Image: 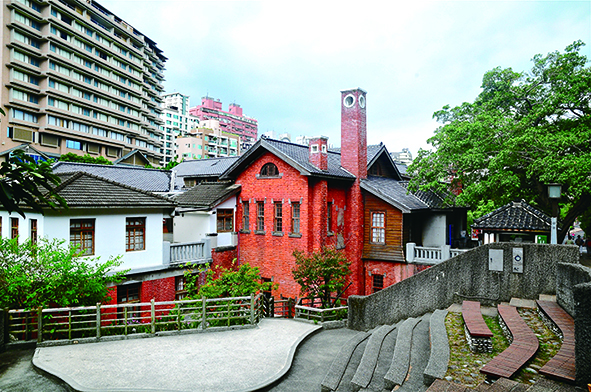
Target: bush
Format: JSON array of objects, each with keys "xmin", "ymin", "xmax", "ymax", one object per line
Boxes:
[{"xmin": 0, "ymin": 237, "xmax": 126, "ymax": 309}]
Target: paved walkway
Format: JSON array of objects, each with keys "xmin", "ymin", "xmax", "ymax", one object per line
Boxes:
[{"xmin": 33, "ymin": 318, "xmax": 320, "ymax": 392}]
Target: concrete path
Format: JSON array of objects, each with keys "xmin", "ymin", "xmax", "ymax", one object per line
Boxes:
[{"xmin": 33, "ymin": 318, "xmax": 320, "ymax": 392}]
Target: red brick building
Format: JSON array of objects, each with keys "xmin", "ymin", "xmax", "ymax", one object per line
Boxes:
[{"xmin": 220, "ymin": 88, "xmax": 467, "ymax": 299}]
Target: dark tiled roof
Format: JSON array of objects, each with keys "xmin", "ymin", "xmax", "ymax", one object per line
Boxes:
[
  {"xmin": 329, "ymin": 143, "xmax": 383, "ymax": 165},
  {"xmin": 360, "ymin": 176, "xmax": 432, "ymax": 213},
  {"xmin": 52, "ymin": 162, "xmax": 173, "ymax": 192},
  {"xmin": 221, "ymin": 138, "xmax": 355, "ymax": 180},
  {"xmin": 398, "ymin": 181, "xmax": 448, "ymax": 209},
  {"xmin": 0, "ymin": 143, "xmax": 60, "ymax": 159},
  {"xmin": 173, "ymin": 181, "xmax": 241, "ymax": 209},
  {"xmin": 472, "ymin": 200, "xmax": 552, "ymax": 231},
  {"xmin": 174, "ymin": 157, "xmax": 239, "ymax": 178},
  {"xmin": 48, "ymin": 172, "xmax": 176, "ymax": 209},
  {"xmin": 113, "ymin": 149, "xmax": 150, "ymax": 165}
]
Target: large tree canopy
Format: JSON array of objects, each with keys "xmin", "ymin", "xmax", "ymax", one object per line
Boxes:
[{"xmin": 409, "ymin": 41, "xmax": 591, "ymax": 241}]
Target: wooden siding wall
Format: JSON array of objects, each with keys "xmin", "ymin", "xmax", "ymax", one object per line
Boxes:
[{"xmin": 363, "ymin": 193, "xmax": 404, "ymax": 262}]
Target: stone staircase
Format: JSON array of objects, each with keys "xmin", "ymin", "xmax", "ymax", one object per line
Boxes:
[
  {"xmin": 320, "ymin": 297, "xmax": 581, "ymax": 392},
  {"xmin": 321, "ymin": 310, "xmax": 449, "ymax": 392}
]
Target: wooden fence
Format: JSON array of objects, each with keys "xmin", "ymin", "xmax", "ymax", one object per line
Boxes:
[{"xmin": 6, "ymin": 293, "xmax": 264, "ymax": 345}]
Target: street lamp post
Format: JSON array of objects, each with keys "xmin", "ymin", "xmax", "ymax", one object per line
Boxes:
[{"xmin": 548, "ymin": 184, "xmax": 562, "ymax": 244}]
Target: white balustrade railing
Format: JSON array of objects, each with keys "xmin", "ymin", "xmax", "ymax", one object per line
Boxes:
[
  {"xmin": 163, "ymin": 240, "xmax": 211, "ymax": 265},
  {"xmin": 406, "ymin": 243, "xmax": 469, "ymax": 264}
]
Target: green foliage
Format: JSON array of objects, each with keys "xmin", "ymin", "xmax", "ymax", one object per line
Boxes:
[
  {"xmin": 579, "ymin": 206, "xmax": 591, "ymax": 236},
  {"xmin": 163, "ymin": 157, "xmax": 182, "ymax": 170},
  {"xmin": 187, "ymin": 260, "xmax": 276, "ymax": 299},
  {"xmin": 59, "ymin": 152, "xmax": 113, "ymax": 165},
  {"xmin": 409, "ymin": 41, "xmax": 591, "ymax": 240},
  {"xmin": 0, "ymin": 150, "xmax": 67, "ymax": 217},
  {"xmin": 292, "ymin": 247, "xmax": 351, "ymax": 308},
  {"xmin": 0, "ymin": 237, "xmax": 126, "ymax": 309}
]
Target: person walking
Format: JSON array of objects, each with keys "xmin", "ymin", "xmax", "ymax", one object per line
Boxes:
[{"xmin": 575, "ymin": 235, "xmax": 584, "ymax": 254}]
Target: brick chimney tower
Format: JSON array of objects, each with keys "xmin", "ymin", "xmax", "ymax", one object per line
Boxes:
[
  {"xmin": 308, "ymin": 136, "xmax": 329, "ymax": 171},
  {"xmin": 340, "ymin": 88, "xmax": 367, "ymax": 179}
]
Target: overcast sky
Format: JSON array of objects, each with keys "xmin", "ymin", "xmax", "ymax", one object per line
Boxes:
[{"xmin": 99, "ymin": 0, "xmax": 590, "ymax": 157}]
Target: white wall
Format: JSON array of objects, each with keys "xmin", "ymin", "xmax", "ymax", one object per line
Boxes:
[
  {"xmin": 214, "ymin": 197, "xmax": 237, "ymax": 247},
  {"xmin": 172, "ymin": 195, "xmax": 237, "ymax": 247},
  {"xmin": 0, "ymin": 211, "xmax": 45, "ymax": 243},
  {"xmin": 422, "ymin": 214, "xmax": 447, "ymax": 247},
  {"xmin": 173, "ymin": 211, "xmax": 210, "ymax": 243},
  {"xmin": 44, "ymin": 208, "xmax": 166, "ymax": 273}
]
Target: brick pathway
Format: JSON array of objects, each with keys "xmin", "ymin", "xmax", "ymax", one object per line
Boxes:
[
  {"xmin": 480, "ymin": 304, "xmax": 538, "ymax": 379},
  {"xmin": 536, "ymin": 300, "xmax": 576, "ymax": 382}
]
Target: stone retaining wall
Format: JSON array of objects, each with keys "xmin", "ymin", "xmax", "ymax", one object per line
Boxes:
[{"xmin": 348, "ymin": 243, "xmax": 577, "ymax": 331}]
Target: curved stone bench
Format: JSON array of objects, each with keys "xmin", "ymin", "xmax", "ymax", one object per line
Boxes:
[
  {"xmin": 424, "ymin": 309, "xmax": 450, "ymax": 386},
  {"xmin": 462, "ymin": 300, "xmax": 493, "ymax": 353},
  {"xmin": 480, "ymin": 304, "xmax": 538, "ymax": 379},
  {"xmin": 321, "ymin": 331, "xmax": 370, "ymax": 392}
]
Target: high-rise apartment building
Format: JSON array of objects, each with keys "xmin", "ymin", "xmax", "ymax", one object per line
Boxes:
[
  {"xmin": 175, "ymin": 119, "xmax": 239, "ymax": 160},
  {"xmin": 189, "ymin": 96, "xmax": 257, "ymax": 152},
  {"xmin": 159, "ymin": 92, "xmax": 199, "ymax": 164},
  {"xmin": 0, "ymin": 0, "xmax": 166, "ymax": 165},
  {"xmin": 162, "ymin": 92, "xmax": 189, "ymax": 115}
]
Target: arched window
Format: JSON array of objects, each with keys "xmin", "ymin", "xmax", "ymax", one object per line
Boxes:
[{"xmin": 260, "ymin": 163, "xmax": 279, "ymax": 177}]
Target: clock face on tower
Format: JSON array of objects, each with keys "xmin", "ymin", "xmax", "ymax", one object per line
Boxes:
[
  {"xmin": 343, "ymin": 94, "xmax": 355, "ymax": 108},
  {"xmin": 358, "ymin": 95, "xmax": 366, "ymax": 108}
]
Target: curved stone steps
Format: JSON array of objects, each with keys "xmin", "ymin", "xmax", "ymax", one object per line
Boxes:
[
  {"xmin": 394, "ymin": 313, "xmax": 432, "ymax": 392},
  {"xmin": 321, "ymin": 331, "xmax": 370, "ymax": 392},
  {"xmin": 351, "ymin": 324, "xmax": 399, "ymax": 391},
  {"xmin": 335, "ymin": 337, "xmax": 370, "ymax": 392},
  {"xmin": 424, "ymin": 309, "xmax": 450, "ymax": 386},
  {"xmin": 358, "ymin": 321, "xmax": 402, "ymax": 392},
  {"xmin": 383, "ymin": 316, "xmax": 421, "ymax": 390}
]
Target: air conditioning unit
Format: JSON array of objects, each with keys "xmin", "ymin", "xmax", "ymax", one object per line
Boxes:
[
  {"xmin": 40, "ymin": 133, "xmax": 59, "ymax": 147},
  {"xmin": 13, "ymin": 127, "xmax": 34, "ymax": 143}
]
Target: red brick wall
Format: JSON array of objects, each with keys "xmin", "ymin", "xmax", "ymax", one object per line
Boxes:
[
  {"xmin": 211, "ymin": 247, "xmax": 238, "ymax": 279},
  {"xmin": 340, "ymin": 89, "xmax": 367, "ymax": 180},
  {"xmin": 364, "ymin": 260, "xmax": 431, "ymax": 294},
  {"xmin": 140, "ymin": 276, "xmax": 176, "ymax": 303},
  {"xmin": 236, "ymin": 152, "xmax": 311, "ymax": 298}
]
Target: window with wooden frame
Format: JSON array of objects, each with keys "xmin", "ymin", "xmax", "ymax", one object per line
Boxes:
[
  {"xmin": 372, "ymin": 274, "xmax": 384, "ymax": 293},
  {"xmin": 126, "ymin": 217, "xmax": 145, "ymax": 251},
  {"xmin": 274, "ymin": 202, "xmax": 283, "ymax": 233},
  {"xmin": 10, "ymin": 218, "xmax": 19, "ymax": 239},
  {"xmin": 327, "ymin": 202, "xmax": 333, "ymax": 233},
  {"xmin": 30, "ymin": 219, "xmax": 37, "ymax": 244},
  {"xmin": 217, "ymin": 209, "xmax": 233, "ymax": 233},
  {"xmin": 371, "ymin": 212, "xmax": 385, "ymax": 244},
  {"xmin": 117, "ymin": 283, "xmax": 141, "ymax": 319},
  {"xmin": 175, "ymin": 275, "xmax": 188, "ymax": 300},
  {"xmin": 70, "ymin": 219, "xmax": 95, "ymax": 255},
  {"xmin": 369, "ymin": 163, "xmax": 383, "ymax": 176},
  {"xmin": 259, "ymin": 162, "xmax": 279, "ymax": 177},
  {"xmin": 242, "ymin": 201, "xmax": 250, "ymax": 231},
  {"xmin": 291, "ymin": 202, "xmax": 300, "ymax": 234},
  {"xmin": 256, "ymin": 201, "xmax": 265, "ymax": 232}
]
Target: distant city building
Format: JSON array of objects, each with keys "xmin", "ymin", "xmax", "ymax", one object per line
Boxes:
[
  {"xmin": 159, "ymin": 92, "xmax": 199, "ymax": 164},
  {"xmin": 162, "ymin": 92, "xmax": 190, "ymax": 115},
  {"xmin": 0, "ymin": 0, "xmax": 167, "ymax": 165},
  {"xmin": 262, "ymin": 131, "xmax": 291, "ymax": 142},
  {"xmin": 175, "ymin": 119, "xmax": 240, "ymax": 160},
  {"xmin": 390, "ymin": 148, "xmax": 413, "ymax": 166},
  {"xmin": 189, "ymin": 96, "xmax": 257, "ymax": 152}
]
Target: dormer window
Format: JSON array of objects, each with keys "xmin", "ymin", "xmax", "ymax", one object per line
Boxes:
[
  {"xmin": 321, "ymin": 145, "xmax": 327, "ymax": 153},
  {"xmin": 260, "ymin": 162, "xmax": 279, "ymax": 177},
  {"xmin": 311, "ymin": 144, "xmax": 319, "ymax": 153},
  {"xmin": 369, "ymin": 163, "xmax": 384, "ymax": 176}
]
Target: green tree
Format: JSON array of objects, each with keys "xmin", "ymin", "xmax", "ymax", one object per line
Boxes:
[
  {"xmin": 409, "ymin": 41, "xmax": 591, "ymax": 242},
  {"xmin": 292, "ymin": 247, "xmax": 351, "ymax": 308},
  {"xmin": 0, "ymin": 150, "xmax": 67, "ymax": 217},
  {"xmin": 185, "ymin": 260, "xmax": 275, "ymax": 299},
  {"xmin": 0, "ymin": 237, "xmax": 126, "ymax": 309},
  {"xmin": 59, "ymin": 152, "xmax": 113, "ymax": 165}
]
